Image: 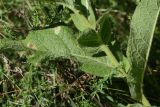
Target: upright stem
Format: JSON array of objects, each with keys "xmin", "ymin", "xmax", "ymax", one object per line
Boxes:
[
  {"xmin": 142, "ymin": 94, "xmax": 151, "ymax": 106},
  {"xmin": 100, "ymin": 44, "xmax": 119, "ymax": 66},
  {"xmin": 100, "ymin": 44, "xmax": 128, "ymax": 77}
]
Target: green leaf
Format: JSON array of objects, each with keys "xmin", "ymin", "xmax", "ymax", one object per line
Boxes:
[
  {"xmin": 23, "ymin": 26, "xmax": 83, "ymax": 58},
  {"xmin": 64, "ymin": 0, "xmax": 75, "ymax": 7},
  {"xmin": 80, "ymin": 0, "xmax": 96, "ymax": 28},
  {"xmin": 0, "ymin": 26, "xmax": 117, "ymax": 77},
  {"xmin": 74, "ymin": 55, "xmax": 116, "ymax": 77},
  {"xmin": 71, "ymin": 13, "xmax": 94, "ymax": 31},
  {"xmin": 57, "ymin": 1, "xmax": 96, "ymax": 31},
  {"xmin": 78, "ymin": 29, "xmax": 101, "ymax": 47},
  {"xmin": 127, "ymin": 104, "xmax": 143, "ymax": 107},
  {"xmin": 24, "ymin": 26, "xmax": 117, "ymax": 77},
  {"xmin": 126, "ymin": 0, "xmax": 160, "ymax": 103},
  {"xmin": 27, "ymin": 51, "xmax": 47, "ymax": 66},
  {"xmin": 77, "ymin": 29, "xmax": 110, "ymax": 59},
  {"xmin": 78, "ymin": 30, "xmax": 121, "ymax": 75},
  {"xmin": 98, "ymin": 13, "xmax": 112, "ymax": 44}
]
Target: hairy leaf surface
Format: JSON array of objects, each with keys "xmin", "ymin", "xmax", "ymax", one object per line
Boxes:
[
  {"xmin": 127, "ymin": 0, "xmax": 160, "ymax": 102},
  {"xmin": 0, "ymin": 26, "xmax": 116, "ymax": 77}
]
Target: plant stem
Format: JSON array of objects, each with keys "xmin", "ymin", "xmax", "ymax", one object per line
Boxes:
[
  {"xmin": 100, "ymin": 44, "xmax": 128, "ymax": 77},
  {"xmin": 100, "ymin": 44, "xmax": 119, "ymax": 66},
  {"xmin": 142, "ymin": 94, "xmax": 151, "ymax": 106}
]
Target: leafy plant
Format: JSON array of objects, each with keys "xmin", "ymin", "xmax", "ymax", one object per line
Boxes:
[
  {"xmin": 0, "ymin": 0, "xmax": 160, "ymax": 106},
  {"xmin": 126, "ymin": 0, "xmax": 160, "ymax": 105}
]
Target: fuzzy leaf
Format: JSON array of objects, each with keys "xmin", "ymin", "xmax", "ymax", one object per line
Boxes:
[
  {"xmin": 126, "ymin": 0, "xmax": 160, "ymax": 102},
  {"xmin": 0, "ymin": 26, "xmax": 118, "ymax": 77},
  {"xmin": 23, "ymin": 26, "xmax": 117, "ymax": 77},
  {"xmin": 23, "ymin": 26, "xmax": 83, "ymax": 58}
]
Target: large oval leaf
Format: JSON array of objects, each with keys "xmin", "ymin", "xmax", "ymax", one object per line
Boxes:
[
  {"xmin": 0, "ymin": 26, "xmax": 118, "ymax": 77},
  {"xmin": 24, "ymin": 26, "xmax": 117, "ymax": 77},
  {"xmin": 23, "ymin": 26, "xmax": 83, "ymax": 58}
]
